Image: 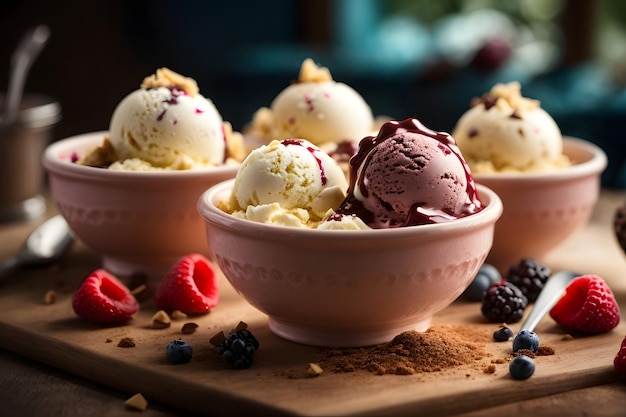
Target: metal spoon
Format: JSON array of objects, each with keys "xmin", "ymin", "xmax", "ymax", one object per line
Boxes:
[
  {"xmin": 518, "ymin": 270, "xmax": 579, "ymax": 332},
  {"xmin": 2, "ymin": 24, "xmax": 51, "ymax": 125},
  {"xmin": 0, "ymin": 215, "xmax": 74, "ymax": 281}
]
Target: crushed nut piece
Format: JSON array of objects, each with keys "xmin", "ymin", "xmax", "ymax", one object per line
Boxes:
[
  {"xmin": 299, "ymin": 58, "xmax": 333, "ymax": 83},
  {"xmin": 170, "ymin": 310, "xmax": 188, "ymax": 320},
  {"xmin": 181, "ymin": 322, "xmax": 199, "ymax": 334},
  {"xmin": 141, "ymin": 67, "xmax": 199, "ymax": 97},
  {"xmin": 307, "ymin": 363, "xmax": 323, "ymax": 377},
  {"xmin": 125, "ymin": 393, "xmax": 148, "ymax": 411},
  {"xmin": 44, "ymin": 290, "xmax": 56, "ymax": 304},
  {"xmin": 562, "ymin": 334, "xmax": 574, "ymax": 341},
  {"xmin": 117, "ymin": 337, "xmax": 136, "ymax": 348},
  {"xmin": 152, "ymin": 310, "xmax": 171, "ymax": 329}
]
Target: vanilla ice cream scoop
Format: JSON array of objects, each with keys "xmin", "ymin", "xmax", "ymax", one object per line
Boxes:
[
  {"xmin": 452, "ymin": 82, "xmax": 569, "ymax": 173},
  {"xmin": 246, "ymin": 59, "xmax": 374, "ymax": 148},
  {"xmin": 107, "ymin": 68, "xmax": 225, "ymax": 169},
  {"xmin": 227, "ymin": 138, "xmax": 348, "ymax": 227}
]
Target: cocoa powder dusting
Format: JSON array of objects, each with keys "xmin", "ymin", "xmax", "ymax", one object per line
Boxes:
[{"xmin": 315, "ymin": 324, "xmax": 490, "ymax": 376}]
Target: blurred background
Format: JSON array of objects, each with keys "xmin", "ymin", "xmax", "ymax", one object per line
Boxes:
[{"xmin": 1, "ymin": 0, "xmax": 625, "ymax": 186}]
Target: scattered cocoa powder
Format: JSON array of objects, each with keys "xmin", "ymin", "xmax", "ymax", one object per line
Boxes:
[
  {"xmin": 512, "ymin": 345, "xmax": 555, "ymax": 359},
  {"xmin": 117, "ymin": 337, "xmax": 136, "ymax": 348},
  {"xmin": 315, "ymin": 324, "xmax": 490, "ymax": 376}
]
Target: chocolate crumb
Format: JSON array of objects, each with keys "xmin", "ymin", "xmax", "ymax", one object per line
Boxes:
[
  {"xmin": 484, "ymin": 365, "xmax": 496, "ymax": 374},
  {"xmin": 117, "ymin": 337, "xmax": 136, "ymax": 348},
  {"xmin": 105, "ymin": 339, "xmax": 112, "ymax": 343},
  {"xmin": 181, "ymin": 322, "xmax": 199, "ymax": 334}
]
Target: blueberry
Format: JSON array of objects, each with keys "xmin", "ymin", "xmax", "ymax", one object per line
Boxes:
[
  {"xmin": 493, "ymin": 326, "xmax": 514, "ymax": 342},
  {"xmin": 166, "ymin": 339, "xmax": 193, "ymax": 364},
  {"xmin": 509, "ymin": 355, "xmax": 535, "ymax": 380},
  {"xmin": 513, "ymin": 330, "xmax": 540, "ymax": 353},
  {"xmin": 462, "ymin": 263, "xmax": 502, "ymax": 301}
]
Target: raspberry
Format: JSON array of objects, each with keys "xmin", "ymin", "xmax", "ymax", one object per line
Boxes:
[
  {"xmin": 549, "ymin": 275, "xmax": 620, "ymax": 334},
  {"xmin": 166, "ymin": 339, "xmax": 193, "ymax": 364},
  {"xmin": 154, "ymin": 254, "xmax": 219, "ymax": 314},
  {"xmin": 72, "ymin": 269, "xmax": 139, "ymax": 323},
  {"xmin": 509, "ymin": 355, "xmax": 535, "ymax": 380},
  {"xmin": 217, "ymin": 328, "xmax": 260, "ymax": 370},
  {"xmin": 615, "ymin": 335, "xmax": 626, "ymax": 375},
  {"xmin": 481, "ymin": 281, "xmax": 528, "ymax": 323},
  {"xmin": 462, "ymin": 263, "xmax": 501, "ymax": 301},
  {"xmin": 513, "ymin": 330, "xmax": 540, "ymax": 353},
  {"xmin": 506, "ymin": 258, "xmax": 551, "ymax": 303}
]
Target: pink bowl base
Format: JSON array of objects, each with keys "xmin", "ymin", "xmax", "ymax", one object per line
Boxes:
[{"xmin": 268, "ymin": 316, "xmax": 432, "ymax": 347}]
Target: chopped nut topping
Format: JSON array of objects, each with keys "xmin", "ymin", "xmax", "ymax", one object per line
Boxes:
[
  {"xmin": 125, "ymin": 393, "xmax": 148, "ymax": 411},
  {"xmin": 307, "ymin": 362, "xmax": 324, "ymax": 377},
  {"xmin": 141, "ymin": 67, "xmax": 199, "ymax": 97},
  {"xmin": 170, "ymin": 310, "xmax": 188, "ymax": 320},
  {"xmin": 44, "ymin": 290, "xmax": 56, "ymax": 304},
  {"xmin": 298, "ymin": 58, "xmax": 333, "ymax": 83},
  {"xmin": 473, "ymin": 81, "xmax": 539, "ymax": 112},
  {"xmin": 151, "ymin": 310, "xmax": 171, "ymax": 329}
]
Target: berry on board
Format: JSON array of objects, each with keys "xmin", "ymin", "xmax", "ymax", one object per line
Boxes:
[
  {"xmin": 154, "ymin": 253, "xmax": 219, "ymax": 314},
  {"xmin": 462, "ymin": 263, "xmax": 501, "ymax": 301},
  {"xmin": 509, "ymin": 355, "xmax": 535, "ymax": 380},
  {"xmin": 72, "ymin": 269, "xmax": 139, "ymax": 323},
  {"xmin": 481, "ymin": 281, "xmax": 528, "ymax": 323},
  {"xmin": 549, "ymin": 275, "xmax": 620, "ymax": 334},
  {"xmin": 166, "ymin": 339, "xmax": 193, "ymax": 364},
  {"xmin": 507, "ymin": 258, "xmax": 551, "ymax": 303},
  {"xmin": 512, "ymin": 329, "xmax": 540, "ymax": 353}
]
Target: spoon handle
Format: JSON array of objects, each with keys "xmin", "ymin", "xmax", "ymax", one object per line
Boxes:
[{"xmin": 520, "ymin": 270, "xmax": 579, "ymax": 332}]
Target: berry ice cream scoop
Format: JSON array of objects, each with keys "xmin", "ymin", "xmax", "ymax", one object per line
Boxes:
[
  {"xmin": 245, "ymin": 58, "xmax": 375, "ymax": 150},
  {"xmin": 330, "ymin": 118, "xmax": 483, "ymax": 229},
  {"xmin": 78, "ymin": 68, "xmax": 246, "ymax": 170}
]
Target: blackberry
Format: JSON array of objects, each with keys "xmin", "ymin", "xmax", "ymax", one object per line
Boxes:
[
  {"xmin": 462, "ymin": 263, "xmax": 502, "ymax": 301},
  {"xmin": 217, "ymin": 329, "xmax": 260, "ymax": 369},
  {"xmin": 614, "ymin": 205, "xmax": 626, "ymax": 254},
  {"xmin": 493, "ymin": 325, "xmax": 514, "ymax": 342},
  {"xmin": 481, "ymin": 281, "xmax": 528, "ymax": 323},
  {"xmin": 166, "ymin": 339, "xmax": 193, "ymax": 364},
  {"xmin": 507, "ymin": 258, "xmax": 551, "ymax": 303},
  {"xmin": 509, "ymin": 355, "xmax": 535, "ymax": 380}
]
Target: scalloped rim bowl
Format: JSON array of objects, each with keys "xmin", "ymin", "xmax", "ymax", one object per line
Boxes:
[
  {"xmin": 474, "ymin": 137, "xmax": 608, "ymax": 274},
  {"xmin": 198, "ymin": 180, "xmax": 502, "ymax": 347},
  {"xmin": 42, "ymin": 131, "xmax": 239, "ymax": 281}
]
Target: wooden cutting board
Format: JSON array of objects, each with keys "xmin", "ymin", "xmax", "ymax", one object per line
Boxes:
[{"xmin": 0, "ymin": 191, "xmax": 625, "ymax": 417}]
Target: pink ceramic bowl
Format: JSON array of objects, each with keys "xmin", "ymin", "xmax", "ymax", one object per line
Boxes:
[
  {"xmin": 475, "ymin": 137, "xmax": 607, "ymax": 274},
  {"xmin": 197, "ymin": 180, "xmax": 502, "ymax": 347},
  {"xmin": 43, "ymin": 131, "xmax": 239, "ymax": 282}
]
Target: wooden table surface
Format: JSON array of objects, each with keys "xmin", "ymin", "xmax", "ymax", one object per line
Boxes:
[{"xmin": 1, "ymin": 191, "xmax": 626, "ymax": 417}]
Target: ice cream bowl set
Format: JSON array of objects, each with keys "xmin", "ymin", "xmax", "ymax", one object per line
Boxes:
[
  {"xmin": 197, "ymin": 179, "xmax": 503, "ymax": 347},
  {"xmin": 42, "ymin": 131, "xmax": 239, "ymax": 283},
  {"xmin": 476, "ymin": 137, "xmax": 607, "ymax": 274}
]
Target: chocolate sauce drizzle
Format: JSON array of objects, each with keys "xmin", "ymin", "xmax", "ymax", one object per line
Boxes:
[
  {"xmin": 281, "ymin": 139, "xmax": 328, "ymax": 185},
  {"xmin": 335, "ymin": 118, "xmax": 483, "ymax": 228}
]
